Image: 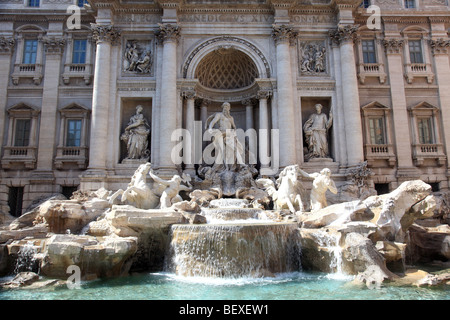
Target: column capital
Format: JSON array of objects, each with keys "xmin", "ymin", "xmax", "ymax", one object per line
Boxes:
[
  {"xmin": 429, "ymin": 38, "xmax": 450, "ymax": 55},
  {"xmin": 91, "ymin": 24, "xmax": 121, "ymax": 45},
  {"xmin": 257, "ymin": 90, "xmax": 272, "ymax": 100},
  {"xmin": 329, "ymin": 24, "xmax": 359, "ymax": 45},
  {"xmin": 182, "ymin": 89, "xmax": 197, "ymax": 100},
  {"xmin": 156, "ymin": 23, "xmax": 181, "ymax": 44},
  {"xmin": 0, "ymin": 37, "xmax": 15, "ymax": 55},
  {"xmin": 43, "ymin": 37, "xmax": 66, "ymax": 55},
  {"xmin": 242, "ymin": 98, "xmax": 257, "ymax": 106},
  {"xmin": 383, "ymin": 38, "xmax": 404, "ymax": 55},
  {"xmin": 272, "ymin": 24, "xmax": 297, "ymax": 46}
]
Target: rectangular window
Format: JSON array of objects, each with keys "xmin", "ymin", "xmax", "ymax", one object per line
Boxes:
[
  {"xmin": 368, "ymin": 117, "xmax": 385, "ymax": 145},
  {"xmin": 27, "ymin": 0, "xmax": 40, "ymax": 7},
  {"xmin": 77, "ymin": 0, "xmax": 87, "ymax": 7},
  {"xmin": 362, "ymin": 0, "xmax": 371, "ymax": 8},
  {"xmin": 14, "ymin": 119, "xmax": 31, "ymax": 147},
  {"xmin": 417, "ymin": 117, "xmax": 434, "ymax": 144},
  {"xmin": 8, "ymin": 187, "xmax": 24, "ymax": 217},
  {"xmin": 362, "ymin": 40, "xmax": 377, "ymax": 64},
  {"xmin": 66, "ymin": 119, "xmax": 82, "ymax": 147},
  {"xmin": 23, "ymin": 39, "xmax": 38, "ymax": 64},
  {"xmin": 404, "ymin": 0, "xmax": 415, "ymax": 8},
  {"xmin": 409, "ymin": 40, "xmax": 424, "ymax": 64},
  {"xmin": 72, "ymin": 39, "xmax": 87, "ymax": 64}
]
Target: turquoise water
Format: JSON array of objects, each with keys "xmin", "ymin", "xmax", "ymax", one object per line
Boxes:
[{"xmin": 1, "ymin": 272, "xmax": 448, "ymax": 300}]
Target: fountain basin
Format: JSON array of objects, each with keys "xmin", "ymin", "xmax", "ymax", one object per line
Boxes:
[{"xmin": 165, "ymin": 222, "xmax": 301, "ymax": 278}]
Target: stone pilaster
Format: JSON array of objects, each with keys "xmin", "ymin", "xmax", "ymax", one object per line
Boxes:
[
  {"xmin": 329, "ymin": 25, "xmax": 364, "ymax": 168},
  {"xmin": 86, "ymin": 24, "xmax": 121, "ymax": 175},
  {"xmin": 33, "ymin": 36, "xmax": 66, "ymax": 178},
  {"xmin": 0, "ymin": 37, "xmax": 15, "ymax": 163},
  {"xmin": 383, "ymin": 38, "xmax": 418, "ymax": 180},
  {"xmin": 156, "ymin": 23, "xmax": 180, "ymax": 176},
  {"xmin": 272, "ymin": 24, "xmax": 297, "ymax": 168},
  {"xmin": 430, "ymin": 38, "xmax": 450, "ymax": 184}
]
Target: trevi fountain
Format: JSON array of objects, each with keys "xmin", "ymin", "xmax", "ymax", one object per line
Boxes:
[{"xmin": 0, "ymin": 103, "xmax": 448, "ymax": 301}]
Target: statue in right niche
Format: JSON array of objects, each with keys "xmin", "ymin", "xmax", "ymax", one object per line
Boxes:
[
  {"xmin": 121, "ymin": 105, "xmax": 150, "ymax": 160},
  {"xmin": 303, "ymin": 103, "xmax": 332, "ymax": 160}
]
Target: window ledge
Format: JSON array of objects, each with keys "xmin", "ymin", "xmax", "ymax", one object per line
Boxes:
[
  {"xmin": 1, "ymin": 146, "xmax": 37, "ymax": 169},
  {"xmin": 62, "ymin": 63, "xmax": 93, "ymax": 85},
  {"xmin": 413, "ymin": 143, "xmax": 446, "ymax": 166},
  {"xmin": 11, "ymin": 64, "xmax": 43, "ymax": 85},
  {"xmin": 358, "ymin": 63, "xmax": 387, "ymax": 84},
  {"xmin": 364, "ymin": 144, "xmax": 396, "ymax": 167},
  {"xmin": 54, "ymin": 146, "xmax": 88, "ymax": 169},
  {"xmin": 404, "ymin": 63, "xmax": 434, "ymax": 84}
]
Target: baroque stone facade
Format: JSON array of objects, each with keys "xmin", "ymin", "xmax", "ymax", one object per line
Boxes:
[{"xmin": 1, "ymin": 0, "xmax": 450, "ymax": 216}]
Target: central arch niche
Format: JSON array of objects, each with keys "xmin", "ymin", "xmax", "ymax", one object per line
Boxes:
[{"xmin": 195, "ymin": 48, "xmax": 259, "ymax": 90}]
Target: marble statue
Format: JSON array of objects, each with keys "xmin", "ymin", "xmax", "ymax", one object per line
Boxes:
[
  {"xmin": 303, "ymin": 103, "xmax": 332, "ymax": 160},
  {"xmin": 149, "ymin": 170, "xmax": 192, "ymax": 209},
  {"xmin": 206, "ymin": 102, "xmax": 245, "ymax": 168},
  {"xmin": 121, "ymin": 105, "xmax": 150, "ymax": 160},
  {"xmin": 256, "ymin": 165, "xmax": 304, "ymax": 213},
  {"xmin": 298, "ymin": 167, "xmax": 337, "ymax": 212},
  {"xmin": 108, "ymin": 162, "xmax": 159, "ymax": 209}
]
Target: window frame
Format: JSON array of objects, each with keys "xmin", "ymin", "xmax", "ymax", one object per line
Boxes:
[
  {"xmin": 71, "ymin": 39, "xmax": 87, "ymax": 64},
  {"xmin": 362, "ymin": 39, "xmax": 377, "ymax": 64},
  {"xmin": 27, "ymin": 0, "xmax": 40, "ymax": 7},
  {"xmin": 408, "ymin": 39, "xmax": 424, "ymax": 64},
  {"xmin": 65, "ymin": 118, "xmax": 83, "ymax": 147},
  {"xmin": 13, "ymin": 118, "xmax": 32, "ymax": 147},
  {"xmin": 22, "ymin": 39, "xmax": 38, "ymax": 64}
]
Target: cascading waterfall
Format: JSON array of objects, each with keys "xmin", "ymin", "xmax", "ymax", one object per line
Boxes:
[
  {"xmin": 14, "ymin": 241, "xmax": 40, "ymax": 274},
  {"xmin": 165, "ymin": 222, "xmax": 302, "ymax": 278},
  {"xmin": 315, "ymin": 230, "xmax": 344, "ymax": 276}
]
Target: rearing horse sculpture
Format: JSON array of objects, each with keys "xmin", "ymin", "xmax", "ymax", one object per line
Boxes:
[
  {"xmin": 109, "ymin": 162, "xmax": 160, "ymax": 209},
  {"xmin": 256, "ymin": 165, "xmax": 304, "ymax": 213}
]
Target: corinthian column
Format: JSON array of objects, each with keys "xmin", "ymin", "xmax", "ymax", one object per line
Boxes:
[
  {"xmin": 87, "ymin": 24, "xmax": 120, "ymax": 174},
  {"xmin": 272, "ymin": 25, "xmax": 297, "ymax": 168},
  {"xmin": 329, "ymin": 25, "xmax": 364, "ymax": 167},
  {"xmin": 157, "ymin": 23, "xmax": 180, "ymax": 176}
]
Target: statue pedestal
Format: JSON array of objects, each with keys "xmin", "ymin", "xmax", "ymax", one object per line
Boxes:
[
  {"xmin": 302, "ymin": 158, "xmax": 339, "ymax": 174},
  {"xmin": 121, "ymin": 158, "xmax": 149, "ymax": 166}
]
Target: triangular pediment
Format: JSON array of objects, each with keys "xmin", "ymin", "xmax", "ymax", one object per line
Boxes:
[
  {"xmin": 409, "ymin": 101, "xmax": 438, "ymax": 111},
  {"xmin": 361, "ymin": 101, "xmax": 390, "ymax": 110}
]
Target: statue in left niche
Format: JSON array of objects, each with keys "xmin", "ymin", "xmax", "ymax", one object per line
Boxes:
[
  {"xmin": 121, "ymin": 105, "xmax": 151, "ymax": 160},
  {"xmin": 123, "ymin": 41, "xmax": 153, "ymax": 74}
]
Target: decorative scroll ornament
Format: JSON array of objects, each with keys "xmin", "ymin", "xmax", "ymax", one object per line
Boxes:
[
  {"xmin": 43, "ymin": 37, "xmax": 66, "ymax": 54},
  {"xmin": 272, "ymin": 24, "xmax": 297, "ymax": 45},
  {"xmin": 0, "ymin": 37, "xmax": 15, "ymax": 54},
  {"xmin": 91, "ymin": 24, "xmax": 121, "ymax": 45},
  {"xmin": 429, "ymin": 38, "xmax": 450, "ymax": 55},
  {"xmin": 328, "ymin": 25, "xmax": 359, "ymax": 45},
  {"xmin": 383, "ymin": 38, "xmax": 404, "ymax": 54},
  {"xmin": 156, "ymin": 23, "xmax": 180, "ymax": 44}
]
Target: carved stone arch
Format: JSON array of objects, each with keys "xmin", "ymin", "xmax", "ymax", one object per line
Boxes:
[
  {"xmin": 182, "ymin": 36, "xmax": 271, "ymax": 79},
  {"xmin": 15, "ymin": 24, "xmax": 46, "ymax": 34}
]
